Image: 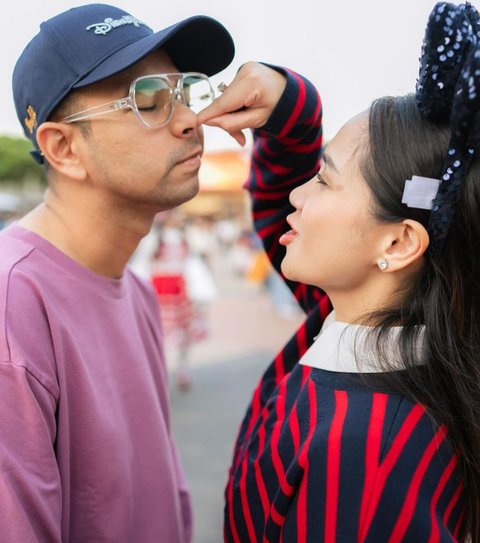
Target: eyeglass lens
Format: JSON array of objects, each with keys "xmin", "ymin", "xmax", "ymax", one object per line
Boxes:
[{"xmin": 133, "ymin": 75, "xmax": 214, "ymax": 127}]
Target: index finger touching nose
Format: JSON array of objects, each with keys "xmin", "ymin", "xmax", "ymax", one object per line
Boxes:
[
  {"xmin": 197, "ymin": 83, "xmax": 249, "ymax": 125},
  {"xmin": 197, "ymin": 99, "xmax": 225, "ymax": 125}
]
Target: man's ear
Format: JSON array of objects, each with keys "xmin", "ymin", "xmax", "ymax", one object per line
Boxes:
[
  {"xmin": 381, "ymin": 219, "xmax": 429, "ymax": 271},
  {"xmin": 36, "ymin": 122, "xmax": 87, "ymax": 180}
]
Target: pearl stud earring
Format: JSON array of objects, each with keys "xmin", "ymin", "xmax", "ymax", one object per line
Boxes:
[{"xmin": 377, "ymin": 258, "xmax": 389, "ymax": 271}]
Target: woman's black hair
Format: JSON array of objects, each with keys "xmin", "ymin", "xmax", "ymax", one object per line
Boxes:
[{"xmin": 360, "ymin": 93, "xmax": 480, "ymax": 540}]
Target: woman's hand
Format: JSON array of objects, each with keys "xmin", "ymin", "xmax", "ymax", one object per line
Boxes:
[{"xmin": 197, "ymin": 62, "xmax": 287, "ymax": 146}]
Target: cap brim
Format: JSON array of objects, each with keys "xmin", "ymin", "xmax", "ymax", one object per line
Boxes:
[{"xmin": 74, "ymin": 15, "xmax": 234, "ymax": 88}]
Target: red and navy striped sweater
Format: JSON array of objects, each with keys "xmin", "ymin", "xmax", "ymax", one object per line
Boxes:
[{"xmin": 224, "ymin": 69, "xmax": 465, "ymax": 542}]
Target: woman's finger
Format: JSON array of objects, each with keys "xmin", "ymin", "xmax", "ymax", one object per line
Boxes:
[
  {"xmin": 198, "ymin": 87, "xmax": 247, "ymax": 125},
  {"xmin": 227, "ymin": 130, "xmax": 247, "ymax": 147},
  {"xmin": 200, "ymin": 108, "xmax": 268, "ymax": 133}
]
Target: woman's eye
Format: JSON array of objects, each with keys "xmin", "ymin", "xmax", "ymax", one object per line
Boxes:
[{"xmin": 316, "ymin": 171, "xmax": 328, "ymax": 186}]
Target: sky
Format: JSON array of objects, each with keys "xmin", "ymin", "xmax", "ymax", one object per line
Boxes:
[{"xmin": 1, "ymin": 0, "xmax": 473, "ymax": 151}]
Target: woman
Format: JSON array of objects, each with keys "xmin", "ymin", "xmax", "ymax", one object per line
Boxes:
[{"xmin": 199, "ymin": 2, "xmax": 479, "ymax": 540}]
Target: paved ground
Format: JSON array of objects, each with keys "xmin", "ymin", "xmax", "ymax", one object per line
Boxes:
[
  {"xmin": 171, "ymin": 351, "xmax": 269, "ymax": 543},
  {"xmin": 168, "ymin": 254, "xmax": 303, "ymax": 543}
]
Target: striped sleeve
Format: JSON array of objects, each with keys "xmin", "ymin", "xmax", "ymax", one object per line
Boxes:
[{"xmin": 246, "ymin": 67, "xmax": 328, "ymax": 315}]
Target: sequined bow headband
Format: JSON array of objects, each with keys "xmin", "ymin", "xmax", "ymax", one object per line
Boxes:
[{"xmin": 415, "ymin": 1, "xmax": 480, "ymax": 253}]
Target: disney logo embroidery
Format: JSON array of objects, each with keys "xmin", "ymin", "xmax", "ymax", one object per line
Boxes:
[
  {"xmin": 24, "ymin": 105, "xmax": 37, "ymax": 134},
  {"xmin": 86, "ymin": 15, "xmax": 150, "ymax": 36}
]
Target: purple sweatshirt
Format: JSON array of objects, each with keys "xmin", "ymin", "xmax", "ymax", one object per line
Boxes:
[{"xmin": 0, "ymin": 224, "xmax": 192, "ymax": 542}]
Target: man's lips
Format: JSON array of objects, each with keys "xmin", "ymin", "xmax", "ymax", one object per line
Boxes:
[
  {"xmin": 177, "ymin": 148, "xmax": 203, "ymax": 164},
  {"xmin": 177, "ymin": 147, "xmax": 202, "ymax": 168}
]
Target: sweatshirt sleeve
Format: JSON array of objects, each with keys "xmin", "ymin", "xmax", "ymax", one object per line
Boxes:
[
  {"xmin": 0, "ymin": 362, "xmax": 62, "ymax": 542},
  {"xmin": 246, "ymin": 66, "xmax": 329, "ymax": 315}
]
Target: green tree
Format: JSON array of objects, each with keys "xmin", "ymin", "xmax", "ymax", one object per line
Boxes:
[{"xmin": 0, "ymin": 136, "xmax": 45, "ymax": 185}]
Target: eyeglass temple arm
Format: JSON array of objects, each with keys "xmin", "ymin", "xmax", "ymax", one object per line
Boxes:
[{"xmin": 63, "ymin": 97, "xmax": 131, "ymax": 123}]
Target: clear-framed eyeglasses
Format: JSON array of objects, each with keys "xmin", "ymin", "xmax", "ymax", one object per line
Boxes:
[{"xmin": 62, "ymin": 72, "xmax": 215, "ymax": 128}]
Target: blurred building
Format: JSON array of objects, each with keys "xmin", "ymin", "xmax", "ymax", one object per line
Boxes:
[{"xmin": 181, "ymin": 149, "xmax": 251, "ymax": 223}]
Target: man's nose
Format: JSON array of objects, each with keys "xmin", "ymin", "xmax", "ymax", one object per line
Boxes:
[{"xmin": 169, "ymin": 98, "xmax": 199, "ymax": 137}]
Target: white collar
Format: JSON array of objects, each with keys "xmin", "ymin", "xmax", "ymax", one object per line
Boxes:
[{"xmin": 299, "ymin": 311, "xmax": 424, "ymax": 373}]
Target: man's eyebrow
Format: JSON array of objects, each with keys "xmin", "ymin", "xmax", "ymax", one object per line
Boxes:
[{"xmin": 322, "ymin": 152, "xmax": 339, "ymax": 174}]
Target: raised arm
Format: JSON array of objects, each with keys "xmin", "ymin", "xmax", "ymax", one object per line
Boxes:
[{"xmin": 199, "ymin": 63, "xmax": 327, "ymax": 314}]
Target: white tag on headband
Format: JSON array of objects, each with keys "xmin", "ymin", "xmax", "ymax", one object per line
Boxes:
[{"xmin": 402, "ymin": 175, "xmax": 440, "ymax": 210}]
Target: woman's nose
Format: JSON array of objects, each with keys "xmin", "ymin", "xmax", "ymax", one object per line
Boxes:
[{"xmin": 289, "ymin": 179, "xmax": 310, "ymax": 210}]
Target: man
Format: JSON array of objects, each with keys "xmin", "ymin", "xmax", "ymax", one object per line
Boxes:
[{"xmin": 0, "ymin": 4, "xmax": 234, "ymax": 542}]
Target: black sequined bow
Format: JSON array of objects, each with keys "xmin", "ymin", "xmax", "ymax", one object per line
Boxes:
[{"xmin": 416, "ymin": 2, "xmax": 480, "ymax": 253}]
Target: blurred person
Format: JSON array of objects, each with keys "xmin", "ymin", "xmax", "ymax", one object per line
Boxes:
[
  {"xmin": 184, "ymin": 242, "xmax": 218, "ymax": 339},
  {"xmin": 0, "ymin": 3, "xmax": 233, "ymax": 542},
  {"xmin": 184, "ymin": 215, "xmax": 216, "ymax": 268},
  {"xmin": 215, "ymin": 214, "xmax": 240, "ymax": 253},
  {"xmin": 151, "ymin": 218, "xmax": 214, "ymax": 391},
  {"xmin": 230, "ymin": 230, "xmax": 254, "ymax": 276},
  {"xmin": 245, "ymin": 232, "xmax": 271, "ymax": 287},
  {"xmin": 151, "ymin": 224, "xmax": 192, "ymax": 390},
  {"xmin": 199, "ymin": 2, "xmax": 480, "ymax": 540}
]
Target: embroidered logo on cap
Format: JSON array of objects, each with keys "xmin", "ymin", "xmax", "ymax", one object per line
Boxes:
[
  {"xmin": 24, "ymin": 105, "xmax": 37, "ymax": 134},
  {"xmin": 86, "ymin": 15, "xmax": 150, "ymax": 36}
]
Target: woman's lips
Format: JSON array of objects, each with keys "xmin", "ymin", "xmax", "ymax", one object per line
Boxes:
[
  {"xmin": 280, "ymin": 215, "xmax": 299, "ymax": 245},
  {"xmin": 279, "ymin": 229, "xmax": 298, "ymax": 246}
]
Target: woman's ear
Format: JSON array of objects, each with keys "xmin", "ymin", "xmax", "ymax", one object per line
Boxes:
[
  {"xmin": 36, "ymin": 122, "xmax": 87, "ymax": 181},
  {"xmin": 381, "ymin": 219, "xmax": 429, "ymax": 271}
]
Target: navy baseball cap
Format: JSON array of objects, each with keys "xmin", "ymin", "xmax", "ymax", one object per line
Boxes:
[{"xmin": 12, "ymin": 3, "xmax": 235, "ymax": 163}]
